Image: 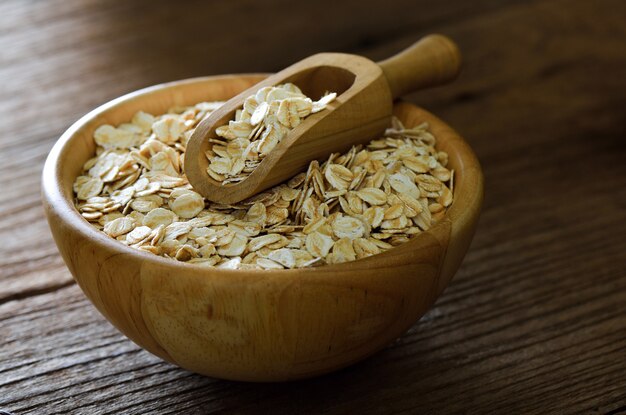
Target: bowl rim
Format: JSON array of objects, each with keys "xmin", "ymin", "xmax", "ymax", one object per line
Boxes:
[{"xmin": 42, "ymin": 74, "xmax": 483, "ymax": 276}]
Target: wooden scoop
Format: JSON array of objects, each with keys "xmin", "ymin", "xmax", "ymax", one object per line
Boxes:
[{"xmin": 184, "ymin": 34, "xmax": 461, "ymax": 204}]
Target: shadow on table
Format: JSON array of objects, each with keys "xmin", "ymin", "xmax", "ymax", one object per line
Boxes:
[
  {"xmin": 169, "ymin": 329, "xmax": 467, "ymax": 414},
  {"xmin": 219, "ymin": 352, "xmax": 417, "ymax": 413}
]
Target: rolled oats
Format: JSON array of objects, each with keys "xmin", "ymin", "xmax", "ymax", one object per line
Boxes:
[
  {"xmin": 206, "ymin": 84, "xmax": 336, "ymax": 184},
  {"xmin": 74, "ymin": 94, "xmax": 453, "ymax": 269}
]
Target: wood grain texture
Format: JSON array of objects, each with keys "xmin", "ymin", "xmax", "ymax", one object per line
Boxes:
[{"xmin": 1, "ymin": 0, "xmax": 625, "ymax": 413}]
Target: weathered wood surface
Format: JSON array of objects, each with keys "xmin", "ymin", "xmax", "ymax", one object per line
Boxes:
[{"xmin": 1, "ymin": 0, "xmax": 625, "ymax": 413}]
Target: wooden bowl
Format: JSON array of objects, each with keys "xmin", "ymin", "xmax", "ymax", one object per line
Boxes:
[{"xmin": 42, "ymin": 74, "xmax": 483, "ymax": 382}]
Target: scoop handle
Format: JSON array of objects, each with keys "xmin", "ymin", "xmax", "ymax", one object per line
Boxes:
[{"xmin": 378, "ymin": 34, "xmax": 461, "ymax": 99}]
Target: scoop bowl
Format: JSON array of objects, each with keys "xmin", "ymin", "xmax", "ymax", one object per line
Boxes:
[{"xmin": 185, "ymin": 34, "xmax": 461, "ymax": 205}]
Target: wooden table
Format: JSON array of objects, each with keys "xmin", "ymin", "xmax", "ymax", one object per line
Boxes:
[{"xmin": 1, "ymin": 1, "xmax": 625, "ymax": 413}]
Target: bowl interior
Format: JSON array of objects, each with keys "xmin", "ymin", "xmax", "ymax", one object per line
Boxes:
[{"xmin": 44, "ymin": 74, "xmax": 482, "ymax": 275}]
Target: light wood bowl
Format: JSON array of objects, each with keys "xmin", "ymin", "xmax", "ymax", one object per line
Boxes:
[{"xmin": 42, "ymin": 75, "xmax": 483, "ymax": 382}]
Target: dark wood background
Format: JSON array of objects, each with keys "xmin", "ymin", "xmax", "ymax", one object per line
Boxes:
[{"xmin": 1, "ymin": 0, "xmax": 625, "ymax": 413}]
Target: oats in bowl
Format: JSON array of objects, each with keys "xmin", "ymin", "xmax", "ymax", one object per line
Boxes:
[{"xmin": 73, "ymin": 98, "xmax": 453, "ymax": 270}]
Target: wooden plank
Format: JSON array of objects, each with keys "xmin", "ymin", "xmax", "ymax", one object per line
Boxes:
[
  {"xmin": 1, "ymin": 0, "xmax": 625, "ymax": 413},
  {"xmin": 1, "ymin": 230, "xmax": 624, "ymax": 413}
]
